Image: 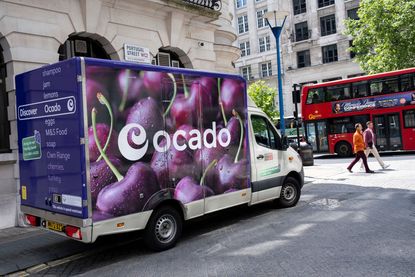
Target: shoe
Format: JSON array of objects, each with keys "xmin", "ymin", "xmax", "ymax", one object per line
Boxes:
[
  {"xmin": 382, "ymin": 164, "xmax": 390, "ymax": 169},
  {"xmin": 366, "ymin": 170, "xmax": 375, "ymax": 173},
  {"xmin": 347, "ymin": 168, "xmax": 353, "ymax": 173}
]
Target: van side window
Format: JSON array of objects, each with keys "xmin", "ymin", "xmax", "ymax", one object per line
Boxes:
[{"xmin": 251, "ymin": 115, "xmax": 281, "ymax": 149}]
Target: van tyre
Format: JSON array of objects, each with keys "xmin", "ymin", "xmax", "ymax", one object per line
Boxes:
[
  {"xmin": 336, "ymin": 141, "xmax": 352, "ymax": 157},
  {"xmin": 276, "ymin": 177, "xmax": 301, "ymax": 208},
  {"xmin": 144, "ymin": 206, "xmax": 182, "ymax": 251}
]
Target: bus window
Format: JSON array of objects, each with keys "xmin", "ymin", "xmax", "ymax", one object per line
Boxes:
[
  {"xmin": 328, "ymin": 117, "xmax": 354, "ymax": 134},
  {"xmin": 401, "ymin": 74, "xmax": 415, "ymax": 91},
  {"xmin": 382, "ymin": 77, "xmax": 399, "ymax": 94},
  {"xmin": 370, "ymin": 80, "xmax": 382, "ymax": 95},
  {"xmin": 353, "ymin": 114, "xmax": 370, "ymax": 128},
  {"xmin": 307, "ymin": 88, "xmax": 325, "ymax": 104},
  {"xmin": 403, "ymin": 110, "xmax": 415, "ymax": 128},
  {"xmin": 326, "ymin": 84, "xmax": 351, "ymax": 101},
  {"xmin": 352, "ymin": 81, "xmax": 369, "ymax": 98}
]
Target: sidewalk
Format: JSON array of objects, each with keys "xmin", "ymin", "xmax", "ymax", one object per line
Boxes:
[{"xmin": 0, "ymin": 226, "xmax": 91, "ymax": 276}]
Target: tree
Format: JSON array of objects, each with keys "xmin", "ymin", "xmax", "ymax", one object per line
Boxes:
[
  {"xmin": 248, "ymin": 80, "xmax": 279, "ymax": 123},
  {"xmin": 344, "ymin": 0, "xmax": 415, "ymax": 74}
]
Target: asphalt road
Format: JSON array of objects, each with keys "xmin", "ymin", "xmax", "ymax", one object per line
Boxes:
[{"xmin": 33, "ymin": 154, "xmax": 415, "ymax": 277}]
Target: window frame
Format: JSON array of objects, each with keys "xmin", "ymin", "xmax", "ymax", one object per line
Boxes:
[
  {"xmin": 293, "ymin": 0, "xmax": 307, "ymax": 15},
  {"xmin": 297, "ymin": 50, "xmax": 311, "ymax": 68},
  {"xmin": 347, "ymin": 8, "xmax": 359, "ymax": 20},
  {"xmin": 318, "ymin": 0, "xmax": 335, "ymax": 8},
  {"xmin": 322, "ymin": 44, "xmax": 338, "ymax": 64},
  {"xmin": 403, "ymin": 110, "xmax": 415, "ymax": 128},
  {"xmin": 256, "ymin": 8, "xmax": 268, "ymax": 29},
  {"xmin": 241, "ymin": 66, "xmax": 252, "ymax": 80},
  {"xmin": 237, "ymin": 15, "xmax": 249, "ymax": 34},
  {"xmin": 320, "ymin": 14, "xmax": 336, "ymax": 36},
  {"xmin": 240, "ymin": 41, "xmax": 251, "ymax": 57},
  {"xmin": 260, "ymin": 61, "xmax": 272, "ymax": 78},
  {"xmin": 259, "ymin": 36, "xmax": 271, "ymax": 53},
  {"xmin": 251, "ymin": 114, "xmax": 281, "ymax": 150},
  {"xmin": 295, "ymin": 21, "xmax": 309, "ymax": 42},
  {"xmin": 235, "ymin": 0, "xmax": 247, "ymax": 9}
]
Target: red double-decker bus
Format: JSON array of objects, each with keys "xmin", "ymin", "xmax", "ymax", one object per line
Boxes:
[{"xmin": 301, "ymin": 68, "xmax": 415, "ymax": 157}]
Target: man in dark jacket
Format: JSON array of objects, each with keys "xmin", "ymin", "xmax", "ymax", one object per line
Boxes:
[{"xmin": 361, "ymin": 121, "xmax": 390, "ymax": 170}]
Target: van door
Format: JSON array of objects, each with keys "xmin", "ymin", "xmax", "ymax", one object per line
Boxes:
[{"xmin": 250, "ymin": 114, "xmax": 284, "ymax": 203}]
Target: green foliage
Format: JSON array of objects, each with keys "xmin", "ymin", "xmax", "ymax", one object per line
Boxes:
[
  {"xmin": 344, "ymin": 0, "xmax": 415, "ymax": 74},
  {"xmin": 248, "ymin": 80, "xmax": 279, "ymax": 123}
]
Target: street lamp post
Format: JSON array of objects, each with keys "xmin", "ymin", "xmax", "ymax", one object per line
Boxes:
[{"xmin": 264, "ymin": 10, "xmax": 289, "ymax": 136}]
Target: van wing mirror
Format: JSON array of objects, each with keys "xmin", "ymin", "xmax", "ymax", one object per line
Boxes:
[{"xmin": 281, "ymin": 135, "xmax": 289, "ymax": 151}]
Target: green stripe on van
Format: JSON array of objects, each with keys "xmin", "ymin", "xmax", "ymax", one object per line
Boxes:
[{"xmin": 260, "ymin": 166, "xmax": 280, "ymax": 177}]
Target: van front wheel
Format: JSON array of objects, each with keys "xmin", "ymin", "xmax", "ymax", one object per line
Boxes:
[
  {"xmin": 276, "ymin": 177, "xmax": 301, "ymax": 208},
  {"xmin": 144, "ymin": 206, "xmax": 182, "ymax": 251}
]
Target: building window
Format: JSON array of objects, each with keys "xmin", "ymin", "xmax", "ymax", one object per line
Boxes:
[
  {"xmin": 58, "ymin": 36, "xmax": 110, "ymax": 61},
  {"xmin": 347, "ymin": 73, "xmax": 365, "ymax": 78},
  {"xmin": 322, "ymin": 77, "xmax": 342, "ymax": 82},
  {"xmin": 257, "ymin": 9, "xmax": 268, "ymax": 29},
  {"xmin": 318, "ymin": 0, "xmax": 334, "ymax": 8},
  {"xmin": 259, "ymin": 36, "xmax": 271, "ymax": 53},
  {"xmin": 235, "ymin": 0, "xmax": 247, "ymax": 9},
  {"xmin": 322, "ymin": 44, "xmax": 338, "ymax": 63},
  {"xmin": 241, "ymin": 66, "xmax": 252, "ymax": 80},
  {"xmin": 347, "ymin": 8, "xmax": 359, "ymax": 20},
  {"xmin": 295, "ymin": 22, "xmax": 309, "ymax": 42},
  {"xmin": 0, "ymin": 46, "xmax": 10, "ymax": 153},
  {"xmin": 240, "ymin": 41, "xmax": 251, "ymax": 57},
  {"xmin": 297, "ymin": 50, "xmax": 311, "ymax": 68},
  {"xmin": 260, "ymin": 61, "xmax": 272, "ymax": 77},
  {"xmin": 320, "ymin": 14, "xmax": 336, "ymax": 36},
  {"xmin": 293, "ymin": 0, "xmax": 306, "ymax": 15},
  {"xmin": 238, "ymin": 15, "xmax": 249, "ymax": 34}
]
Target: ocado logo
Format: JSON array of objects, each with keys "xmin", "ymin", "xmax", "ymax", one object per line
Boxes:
[
  {"xmin": 118, "ymin": 124, "xmax": 149, "ymax": 161},
  {"xmin": 118, "ymin": 122, "xmax": 231, "ymax": 161}
]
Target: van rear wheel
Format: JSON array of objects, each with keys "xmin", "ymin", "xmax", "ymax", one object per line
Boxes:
[
  {"xmin": 144, "ymin": 206, "xmax": 182, "ymax": 251},
  {"xmin": 276, "ymin": 177, "xmax": 301, "ymax": 208}
]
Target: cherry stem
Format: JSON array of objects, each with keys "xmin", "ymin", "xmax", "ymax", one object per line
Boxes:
[
  {"xmin": 200, "ymin": 159, "xmax": 218, "ymax": 187},
  {"xmin": 217, "ymin": 78, "xmax": 228, "ymax": 126},
  {"xmin": 118, "ymin": 69, "xmax": 131, "ymax": 112},
  {"xmin": 96, "ymin": 92, "xmax": 113, "ymax": 162},
  {"xmin": 92, "ymin": 108, "xmax": 124, "ymax": 182},
  {"xmin": 164, "ymin": 73, "xmax": 177, "ymax": 117},
  {"xmin": 233, "ymin": 109, "xmax": 243, "ymax": 163},
  {"xmin": 182, "ymin": 74, "xmax": 189, "ymax": 98}
]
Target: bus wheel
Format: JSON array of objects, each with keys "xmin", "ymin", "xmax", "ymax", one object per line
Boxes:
[
  {"xmin": 336, "ymin": 141, "xmax": 352, "ymax": 157},
  {"xmin": 144, "ymin": 205, "xmax": 182, "ymax": 251},
  {"xmin": 276, "ymin": 177, "xmax": 301, "ymax": 208}
]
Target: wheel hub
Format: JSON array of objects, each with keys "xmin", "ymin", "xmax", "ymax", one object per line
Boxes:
[
  {"xmin": 155, "ymin": 215, "xmax": 176, "ymax": 243},
  {"xmin": 282, "ymin": 185, "xmax": 296, "ymax": 201}
]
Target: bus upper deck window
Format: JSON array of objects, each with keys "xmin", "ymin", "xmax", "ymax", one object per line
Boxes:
[
  {"xmin": 307, "ymin": 88, "xmax": 324, "ymax": 104},
  {"xmin": 352, "ymin": 81, "xmax": 368, "ymax": 98}
]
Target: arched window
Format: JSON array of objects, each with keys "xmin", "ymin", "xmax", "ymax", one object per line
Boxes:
[
  {"xmin": 0, "ymin": 45, "xmax": 10, "ymax": 153},
  {"xmin": 58, "ymin": 36, "xmax": 110, "ymax": 61}
]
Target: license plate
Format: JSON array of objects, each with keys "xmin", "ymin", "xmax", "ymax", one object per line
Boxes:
[{"xmin": 47, "ymin": 220, "xmax": 64, "ymax": 232}]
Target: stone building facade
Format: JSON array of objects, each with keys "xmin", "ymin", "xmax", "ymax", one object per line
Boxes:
[
  {"xmin": 233, "ymin": 0, "xmax": 364, "ymax": 118},
  {"xmin": 0, "ymin": 0, "xmax": 239, "ymax": 229}
]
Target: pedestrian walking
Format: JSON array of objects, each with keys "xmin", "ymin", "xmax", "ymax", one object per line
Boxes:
[
  {"xmin": 360, "ymin": 121, "xmax": 390, "ymax": 170},
  {"xmin": 347, "ymin": 123, "xmax": 374, "ymax": 173}
]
